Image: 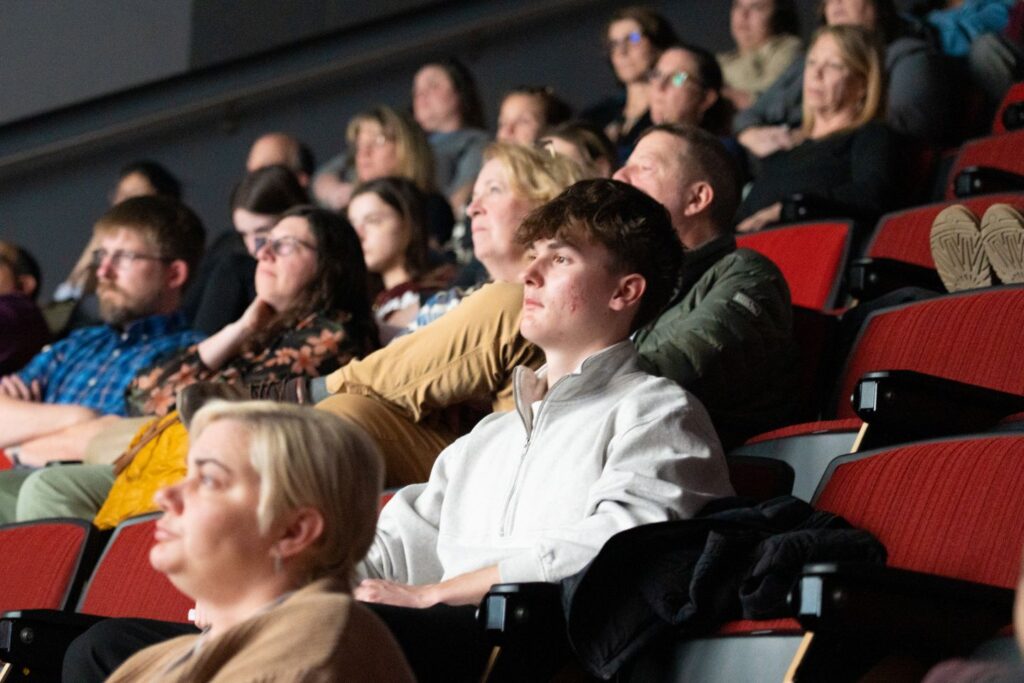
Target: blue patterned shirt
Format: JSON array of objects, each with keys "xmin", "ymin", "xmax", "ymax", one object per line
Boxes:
[{"xmin": 16, "ymin": 311, "xmax": 205, "ymax": 416}]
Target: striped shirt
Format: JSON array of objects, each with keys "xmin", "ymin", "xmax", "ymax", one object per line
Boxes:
[{"xmin": 16, "ymin": 311, "xmax": 204, "ymax": 416}]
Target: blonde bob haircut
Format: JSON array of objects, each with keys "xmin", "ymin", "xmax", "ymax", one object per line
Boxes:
[
  {"xmin": 188, "ymin": 400, "xmax": 383, "ymax": 587},
  {"xmin": 482, "ymin": 141, "xmax": 586, "ymax": 207},
  {"xmin": 801, "ymin": 25, "xmax": 886, "ymax": 137},
  {"xmin": 346, "ymin": 105, "xmax": 437, "ymax": 193}
]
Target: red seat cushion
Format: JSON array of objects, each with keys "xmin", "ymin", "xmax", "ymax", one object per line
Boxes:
[
  {"xmin": 715, "ymin": 618, "xmax": 803, "ymax": 636},
  {"xmin": 743, "ymin": 419, "xmax": 864, "ymax": 446},
  {"xmin": 867, "ymin": 194, "xmax": 1024, "ymax": 270},
  {"xmin": 836, "ymin": 288, "xmax": 1024, "ymax": 419},
  {"xmin": 946, "ymin": 130, "xmax": 1024, "ymax": 198},
  {"xmin": 79, "ymin": 518, "xmax": 192, "ymax": 622},
  {"xmin": 993, "ymin": 82, "xmax": 1024, "ymax": 134},
  {"xmin": 737, "ymin": 222, "xmax": 849, "ymax": 311},
  {"xmin": 816, "ymin": 436, "xmax": 1024, "ymax": 588},
  {"xmin": 0, "ymin": 522, "xmax": 90, "ymax": 612}
]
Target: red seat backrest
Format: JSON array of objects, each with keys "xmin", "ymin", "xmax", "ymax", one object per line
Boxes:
[
  {"xmin": 77, "ymin": 514, "xmax": 192, "ymax": 622},
  {"xmin": 836, "ymin": 287, "xmax": 1024, "ymax": 419},
  {"xmin": 946, "ymin": 130, "xmax": 1024, "ymax": 199},
  {"xmin": 993, "ymin": 82, "xmax": 1024, "ymax": 134},
  {"xmin": 815, "ymin": 435, "xmax": 1024, "ymax": 588},
  {"xmin": 866, "ymin": 193, "xmax": 1024, "ymax": 270},
  {"xmin": 736, "ymin": 221, "xmax": 850, "ymax": 311},
  {"xmin": 0, "ymin": 521, "xmax": 93, "ymax": 612}
]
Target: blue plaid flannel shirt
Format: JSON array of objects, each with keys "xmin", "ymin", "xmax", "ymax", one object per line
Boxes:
[{"xmin": 16, "ymin": 311, "xmax": 205, "ymax": 416}]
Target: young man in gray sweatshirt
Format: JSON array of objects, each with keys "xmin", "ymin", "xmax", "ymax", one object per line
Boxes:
[{"xmin": 355, "ymin": 177, "xmax": 734, "ymax": 610}]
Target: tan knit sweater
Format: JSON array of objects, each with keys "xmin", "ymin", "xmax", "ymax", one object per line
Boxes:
[{"xmin": 105, "ymin": 579, "xmax": 414, "ymax": 682}]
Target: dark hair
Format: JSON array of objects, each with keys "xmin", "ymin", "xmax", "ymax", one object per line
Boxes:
[
  {"xmin": 349, "ymin": 176, "xmax": 430, "ymax": 280},
  {"xmin": 0, "ymin": 242, "xmax": 42, "ymax": 299},
  {"xmin": 516, "ymin": 178, "xmax": 683, "ymax": 331},
  {"xmin": 638, "ymin": 124, "xmax": 742, "ymax": 231},
  {"xmin": 770, "ymin": 0, "xmax": 801, "ymax": 37},
  {"xmin": 95, "ymin": 195, "xmax": 206, "ymax": 282},
  {"xmin": 231, "ymin": 165, "xmax": 308, "ymax": 216},
  {"xmin": 607, "ymin": 6, "xmax": 679, "ymax": 52},
  {"xmin": 668, "ymin": 42, "xmax": 737, "ymax": 136},
  {"xmin": 504, "ymin": 86, "xmax": 574, "ymax": 128},
  {"xmin": 297, "ymin": 143, "xmax": 316, "ymax": 178},
  {"xmin": 818, "ymin": 0, "xmax": 903, "ymax": 43},
  {"xmin": 539, "ymin": 120, "xmax": 617, "ymax": 176},
  {"xmin": 117, "ymin": 160, "xmax": 182, "ymax": 200},
  {"xmin": 272, "ymin": 205, "xmax": 380, "ymax": 348},
  {"xmin": 420, "ymin": 58, "xmax": 486, "ymax": 130}
]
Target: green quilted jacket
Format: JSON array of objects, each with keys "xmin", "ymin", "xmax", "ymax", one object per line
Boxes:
[{"xmin": 635, "ymin": 235, "xmax": 799, "ymax": 450}]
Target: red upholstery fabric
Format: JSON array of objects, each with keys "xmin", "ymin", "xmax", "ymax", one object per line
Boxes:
[
  {"xmin": 815, "ymin": 435, "xmax": 1024, "ymax": 588},
  {"xmin": 0, "ymin": 449, "xmax": 12, "ymax": 471},
  {"xmin": 837, "ymin": 287, "xmax": 1024, "ymax": 419},
  {"xmin": 715, "ymin": 618, "xmax": 802, "ymax": 636},
  {"xmin": 946, "ymin": 130, "xmax": 1024, "ymax": 198},
  {"xmin": 0, "ymin": 522, "xmax": 90, "ymax": 612},
  {"xmin": 866, "ymin": 193, "xmax": 1024, "ymax": 269},
  {"xmin": 737, "ymin": 222, "xmax": 849, "ymax": 311},
  {"xmin": 743, "ymin": 419, "xmax": 863, "ymax": 445},
  {"xmin": 993, "ymin": 82, "xmax": 1024, "ymax": 134},
  {"xmin": 78, "ymin": 517, "xmax": 192, "ymax": 622}
]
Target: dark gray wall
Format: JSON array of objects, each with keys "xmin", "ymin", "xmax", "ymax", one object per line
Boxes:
[{"xmin": 0, "ymin": 0, "xmax": 823, "ymax": 299}]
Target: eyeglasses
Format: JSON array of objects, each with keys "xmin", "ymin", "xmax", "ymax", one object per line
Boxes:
[
  {"xmin": 254, "ymin": 235, "xmax": 318, "ymax": 257},
  {"xmin": 90, "ymin": 249, "xmax": 170, "ymax": 271},
  {"xmin": 647, "ymin": 69, "xmax": 704, "ymax": 90},
  {"xmin": 606, "ymin": 30, "xmax": 644, "ymax": 53}
]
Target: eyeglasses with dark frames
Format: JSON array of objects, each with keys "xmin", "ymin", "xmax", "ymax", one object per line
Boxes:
[{"xmin": 253, "ymin": 235, "xmax": 318, "ymax": 257}]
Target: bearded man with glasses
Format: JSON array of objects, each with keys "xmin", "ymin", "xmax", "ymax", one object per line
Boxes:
[{"xmin": 0, "ymin": 195, "xmax": 205, "ymax": 522}]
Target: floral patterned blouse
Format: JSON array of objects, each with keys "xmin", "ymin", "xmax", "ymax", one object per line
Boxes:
[{"xmin": 126, "ymin": 311, "xmax": 377, "ymax": 417}]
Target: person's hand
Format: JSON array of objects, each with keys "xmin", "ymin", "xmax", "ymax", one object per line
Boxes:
[
  {"xmin": 736, "ymin": 202, "xmax": 783, "ymax": 233},
  {"xmin": 0, "ymin": 375, "xmax": 41, "ymax": 402},
  {"xmin": 237, "ymin": 297, "xmax": 276, "ymax": 336},
  {"xmin": 737, "ymin": 126, "xmax": 801, "ymax": 158},
  {"xmin": 355, "ymin": 579, "xmax": 439, "ymax": 609},
  {"xmin": 722, "ymin": 86, "xmax": 755, "ymax": 111},
  {"xmin": 312, "ymin": 175, "xmax": 354, "ymax": 212}
]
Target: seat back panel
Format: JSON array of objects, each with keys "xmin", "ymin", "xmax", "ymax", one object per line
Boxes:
[{"xmin": 815, "ymin": 435, "xmax": 1024, "ymax": 589}]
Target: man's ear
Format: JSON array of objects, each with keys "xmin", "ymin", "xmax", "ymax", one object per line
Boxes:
[
  {"xmin": 698, "ymin": 89, "xmax": 720, "ymax": 119},
  {"xmin": 15, "ymin": 274, "xmax": 38, "ymax": 298},
  {"xmin": 682, "ymin": 180, "xmax": 715, "ymax": 218},
  {"xmin": 609, "ymin": 273, "xmax": 646, "ymax": 313},
  {"xmin": 274, "ymin": 506, "xmax": 325, "ymax": 562},
  {"xmin": 165, "ymin": 260, "xmax": 189, "ymax": 290}
]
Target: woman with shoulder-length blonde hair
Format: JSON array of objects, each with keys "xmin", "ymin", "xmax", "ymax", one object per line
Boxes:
[
  {"xmin": 736, "ymin": 24, "xmax": 900, "ymax": 241},
  {"xmin": 314, "ymin": 105, "xmax": 455, "ymax": 249},
  {"xmin": 104, "ymin": 400, "xmax": 414, "ymax": 682}
]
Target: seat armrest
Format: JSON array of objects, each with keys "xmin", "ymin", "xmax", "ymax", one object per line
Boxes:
[
  {"xmin": 793, "ymin": 562, "xmax": 1013, "ymax": 655},
  {"xmin": 1003, "ymin": 102, "xmax": 1024, "ymax": 132},
  {"xmin": 477, "ymin": 583, "xmax": 569, "ymax": 682},
  {"xmin": 954, "ymin": 166, "xmax": 1024, "ymax": 198},
  {"xmin": 852, "ymin": 370, "xmax": 1024, "ymax": 448},
  {"xmin": 847, "ymin": 258, "xmax": 943, "ymax": 302},
  {"xmin": 477, "ymin": 582, "xmax": 563, "ymax": 645},
  {"xmin": 0, "ymin": 609, "xmax": 108, "ymax": 678}
]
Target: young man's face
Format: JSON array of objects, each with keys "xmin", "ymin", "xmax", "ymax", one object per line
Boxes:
[{"xmin": 519, "ymin": 236, "xmax": 635, "ymax": 354}]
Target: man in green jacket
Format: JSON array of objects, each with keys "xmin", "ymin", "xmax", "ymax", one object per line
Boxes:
[{"xmin": 615, "ymin": 124, "xmax": 797, "ymax": 448}]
